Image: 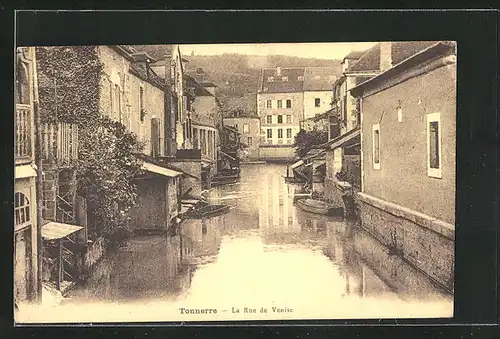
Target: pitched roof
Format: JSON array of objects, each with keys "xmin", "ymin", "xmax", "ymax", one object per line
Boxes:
[
  {"xmin": 128, "ymin": 45, "xmax": 173, "ymax": 61},
  {"xmin": 109, "ymin": 45, "xmax": 136, "ymax": 61},
  {"xmin": 344, "ymin": 50, "xmax": 366, "ymax": 60},
  {"xmin": 303, "ymin": 67, "xmax": 340, "ymax": 91},
  {"xmin": 346, "ymin": 41, "xmax": 441, "ymax": 73},
  {"xmin": 128, "ymin": 63, "xmax": 165, "ymax": 91},
  {"xmin": 200, "ymin": 81, "xmax": 217, "ymax": 88},
  {"xmin": 351, "ymin": 41, "xmax": 456, "ymax": 97},
  {"xmin": 184, "ymin": 74, "xmax": 213, "ymax": 97},
  {"xmin": 258, "ymin": 68, "xmax": 304, "ymax": 93},
  {"xmin": 149, "ymin": 62, "xmax": 166, "ymax": 79}
]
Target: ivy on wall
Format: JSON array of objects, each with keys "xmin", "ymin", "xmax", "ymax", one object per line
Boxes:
[{"xmin": 36, "ymin": 46, "xmax": 144, "ymax": 245}]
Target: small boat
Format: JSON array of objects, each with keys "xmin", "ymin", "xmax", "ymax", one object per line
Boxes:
[
  {"xmin": 185, "ymin": 204, "xmax": 231, "ymax": 218},
  {"xmin": 295, "ymin": 198, "xmax": 343, "ymax": 216}
]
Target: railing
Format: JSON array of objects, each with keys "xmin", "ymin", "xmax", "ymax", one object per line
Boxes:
[
  {"xmin": 15, "ymin": 104, "xmax": 32, "ymax": 163},
  {"xmin": 41, "ymin": 123, "xmax": 79, "ymax": 164}
]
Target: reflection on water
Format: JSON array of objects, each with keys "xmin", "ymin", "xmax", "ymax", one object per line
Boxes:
[{"xmin": 17, "ymin": 163, "xmax": 453, "ymax": 322}]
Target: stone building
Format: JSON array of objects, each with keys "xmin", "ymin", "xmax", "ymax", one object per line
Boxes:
[
  {"xmin": 185, "ymin": 74, "xmax": 220, "ymax": 181},
  {"xmin": 14, "ymin": 47, "xmax": 40, "ymax": 303},
  {"xmin": 96, "ymin": 46, "xmax": 185, "ymax": 233},
  {"xmin": 350, "ymin": 41, "xmax": 457, "ymax": 292},
  {"xmin": 223, "ymin": 116, "xmax": 261, "ymax": 161},
  {"xmin": 162, "ymin": 46, "xmax": 206, "ymax": 197},
  {"xmin": 37, "ymin": 45, "xmax": 185, "ymax": 237},
  {"xmin": 302, "ymin": 67, "xmax": 337, "ymax": 123},
  {"xmin": 323, "ymin": 42, "xmax": 441, "ymax": 205},
  {"xmin": 257, "ymin": 66, "xmax": 339, "ymax": 162}
]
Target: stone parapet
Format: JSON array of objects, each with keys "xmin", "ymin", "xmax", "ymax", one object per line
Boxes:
[{"xmin": 357, "ymin": 192, "xmax": 454, "ymax": 292}]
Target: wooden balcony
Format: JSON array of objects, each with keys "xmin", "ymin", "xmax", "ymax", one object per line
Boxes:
[
  {"xmin": 41, "ymin": 123, "xmax": 79, "ymax": 165},
  {"xmin": 15, "ymin": 104, "xmax": 33, "ymax": 164}
]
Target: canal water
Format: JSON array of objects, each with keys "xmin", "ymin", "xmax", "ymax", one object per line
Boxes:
[{"xmin": 16, "ymin": 163, "xmax": 453, "ymax": 323}]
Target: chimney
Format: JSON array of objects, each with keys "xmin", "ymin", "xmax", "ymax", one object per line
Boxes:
[
  {"xmin": 276, "ymin": 66, "xmax": 281, "ymax": 76},
  {"xmin": 379, "ymin": 42, "xmax": 392, "ymax": 72}
]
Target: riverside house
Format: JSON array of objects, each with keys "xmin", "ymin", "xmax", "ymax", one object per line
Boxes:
[
  {"xmin": 184, "ymin": 73, "xmax": 221, "ymax": 184},
  {"xmin": 14, "ymin": 47, "xmax": 40, "ymax": 303},
  {"xmin": 350, "ymin": 41, "xmax": 457, "ymax": 292},
  {"xmin": 37, "ymin": 45, "xmax": 185, "ymax": 240},
  {"xmin": 98, "ymin": 45, "xmax": 184, "ymax": 233},
  {"xmin": 257, "ymin": 66, "xmax": 339, "ymax": 162},
  {"xmin": 322, "ymin": 42, "xmax": 442, "ymax": 206}
]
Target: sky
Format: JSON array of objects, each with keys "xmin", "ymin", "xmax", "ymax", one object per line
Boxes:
[{"xmin": 179, "ymin": 42, "xmax": 377, "ymax": 60}]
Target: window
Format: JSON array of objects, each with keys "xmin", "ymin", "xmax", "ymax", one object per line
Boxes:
[
  {"xmin": 278, "ymin": 129, "xmax": 283, "ymax": 139},
  {"xmin": 14, "ymin": 192, "xmax": 30, "ymax": 228},
  {"xmin": 277, "ymin": 115, "xmax": 283, "ymax": 124},
  {"xmin": 267, "ymin": 76, "xmax": 274, "ymax": 82},
  {"xmin": 372, "ymin": 124, "xmax": 380, "ymax": 170},
  {"xmin": 266, "ymin": 129, "xmax": 273, "ymax": 139},
  {"xmin": 286, "ymin": 128, "xmax": 292, "ymax": 139},
  {"xmin": 277, "ymin": 100, "xmax": 283, "ymax": 109},
  {"xmin": 139, "ymin": 86, "xmax": 145, "ymax": 122},
  {"xmin": 286, "ymin": 115, "xmax": 292, "ymax": 124},
  {"xmin": 314, "ymin": 98, "xmax": 321, "ymax": 107},
  {"xmin": 266, "ymin": 115, "xmax": 272, "ymax": 124},
  {"xmin": 286, "ymin": 99, "xmax": 292, "ymax": 108},
  {"xmin": 282, "ymin": 76, "xmax": 288, "ymax": 82},
  {"xmin": 247, "ymin": 137, "xmax": 253, "ymax": 146},
  {"xmin": 427, "ymin": 113, "xmax": 442, "ymax": 178},
  {"xmin": 266, "ymin": 100, "xmax": 272, "ymax": 108},
  {"xmin": 243, "ymin": 124, "xmax": 249, "ymax": 133}
]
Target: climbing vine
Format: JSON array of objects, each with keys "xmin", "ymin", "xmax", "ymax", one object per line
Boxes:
[{"xmin": 36, "ymin": 46, "xmax": 144, "ymax": 245}]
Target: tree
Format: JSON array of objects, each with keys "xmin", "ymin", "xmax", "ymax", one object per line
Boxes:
[
  {"xmin": 77, "ymin": 117, "xmax": 144, "ymax": 244},
  {"xmin": 292, "ymin": 129, "xmax": 328, "ymax": 158}
]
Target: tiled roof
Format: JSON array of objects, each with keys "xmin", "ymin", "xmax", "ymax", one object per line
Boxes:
[
  {"xmin": 303, "ymin": 67, "xmax": 340, "ymax": 91},
  {"xmin": 346, "ymin": 41, "xmax": 440, "ymax": 73},
  {"xmin": 258, "ymin": 68, "xmax": 304, "ymax": 93}
]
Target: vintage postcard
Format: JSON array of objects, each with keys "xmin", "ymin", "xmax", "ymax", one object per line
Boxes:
[{"xmin": 14, "ymin": 41, "xmax": 455, "ymax": 324}]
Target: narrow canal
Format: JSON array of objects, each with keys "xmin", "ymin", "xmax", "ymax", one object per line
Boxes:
[{"xmin": 19, "ymin": 163, "xmax": 453, "ymax": 323}]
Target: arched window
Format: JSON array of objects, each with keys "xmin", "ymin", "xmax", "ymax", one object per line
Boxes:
[{"xmin": 14, "ymin": 192, "xmax": 30, "ymax": 227}]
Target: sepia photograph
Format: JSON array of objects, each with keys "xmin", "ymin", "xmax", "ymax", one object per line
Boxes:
[{"xmin": 14, "ymin": 40, "xmax": 456, "ymax": 323}]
